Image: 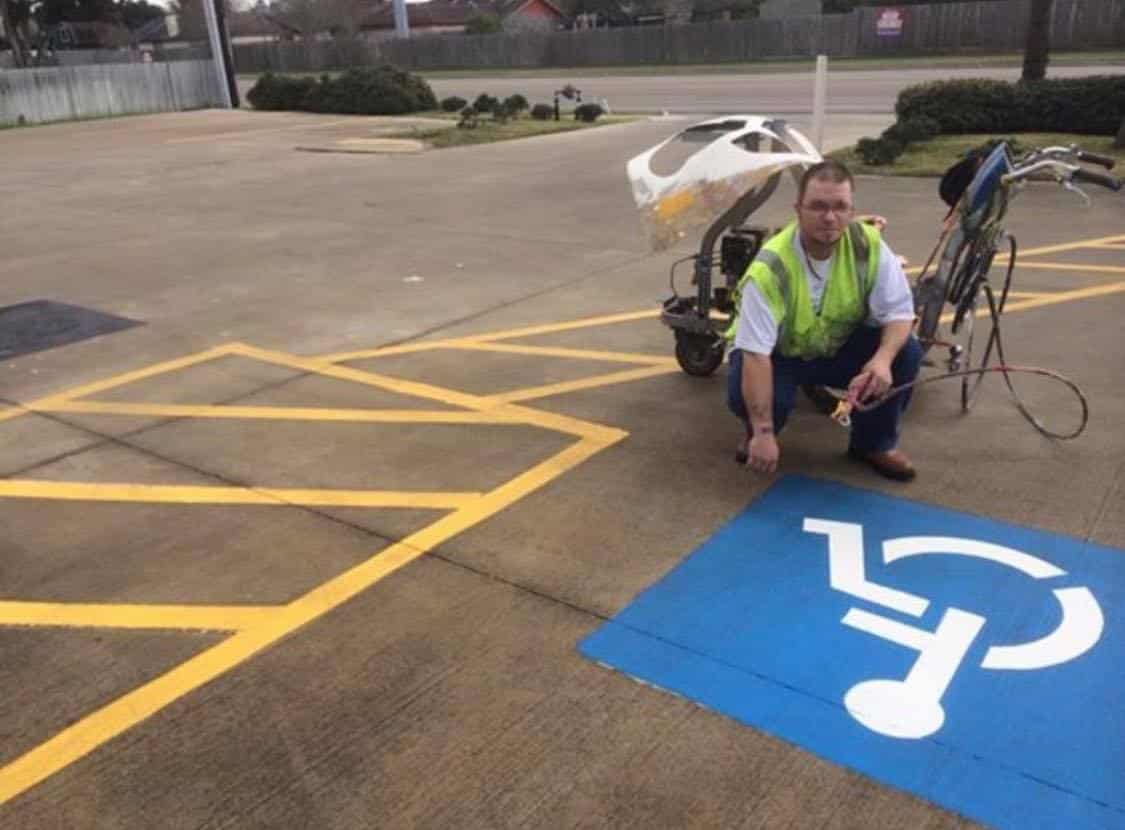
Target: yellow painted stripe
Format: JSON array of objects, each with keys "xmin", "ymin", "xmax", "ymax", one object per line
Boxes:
[
  {"xmin": 939, "ymin": 280, "xmax": 1125, "ymax": 323},
  {"xmin": 454, "ymin": 341, "xmax": 677, "ymax": 367},
  {"xmin": 487, "ymin": 365, "xmax": 679, "ymax": 405},
  {"xmin": 469, "ymin": 309, "xmax": 661, "ymax": 343},
  {"xmin": 43, "ymin": 400, "xmax": 515, "ymax": 425},
  {"xmin": 0, "ymin": 602, "xmax": 276, "ymax": 631},
  {"xmin": 1014, "ymin": 262, "xmax": 1125, "ymax": 276},
  {"xmin": 318, "ymin": 340, "xmax": 461, "ymax": 363},
  {"xmin": 0, "ymin": 407, "xmax": 26, "ymax": 423},
  {"xmin": 1018, "ymin": 233, "xmax": 1125, "ymax": 258},
  {"xmin": 0, "ymin": 480, "xmax": 479, "ymax": 509},
  {"xmin": 0, "ymin": 435, "xmax": 623, "ymax": 804},
  {"xmin": 317, "ymin": 310, "xmax": 663, "ymax": 363},
  {"xmin": 13, "ymin": 345, "xmax": 239, "ymax": 414},
  {"xmin": 1085, "ymin": 243, "xmax": 1125, "ymax": 250},
  {"xmin": 494, "ymin": 402, "xmax": 629, "ymax": 444},
  {"xmin": 985, "ymin": 280, "xmax": 1125, "ymax": 315},
  {"xmin": 225, "ymin": 343, "xmax": 492, "ymax": 413}
]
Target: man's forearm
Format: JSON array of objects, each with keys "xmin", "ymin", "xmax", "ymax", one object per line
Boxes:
[
  {"xmin": 875, "ymin": 320, "xmax": 913, "ymax": 364},
  {"xmin": 741, "ymin": 352, "xmax": 774, "ymax": 434}
]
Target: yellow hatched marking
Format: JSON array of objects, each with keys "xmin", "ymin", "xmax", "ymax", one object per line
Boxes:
[
  {"xmin": 0, "ymin": 434, "xmax": 621, "ymax": 805},
  {"xmin": 0, "ymin": 602, "xmax": 277, "ymax": 632},
  {"xmin": 40, "ymin": 400, "xmax": 515, "ymax": 425},
  {"xmin": 0, "ymin": 345, "xmax": 241, "ymax": 423},
  {"xmin": 0, "ymin": 480, "xmax": 479, "ymax": 510},
  {"xmin": 225, "ymin": 343, "xmax": 492, "ymax": 412},
  {"xmin": 487, "ymin": 365, "xmax": 680, "ymax": 405}
]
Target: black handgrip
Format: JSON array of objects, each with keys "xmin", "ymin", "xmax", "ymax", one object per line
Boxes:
[
  {"xmin": 1073, "ymin": 168, "xmax": 1123, "ymax": 191},
  {"xmin": 1076, "ymin": 151, "xmax": 1116, "ymax": 169}
]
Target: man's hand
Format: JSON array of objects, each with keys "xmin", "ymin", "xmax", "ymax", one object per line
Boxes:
[
  {"xmin": 858, "ymin": 214, "xmax": 888, "ymax": 231},
  {"xmin": 849, "ymin": 356, "xmax": 893, "ymax": 404},
  {"xmin": 746, "ymin": 432, "xmax": 780, "ymax": 474}
]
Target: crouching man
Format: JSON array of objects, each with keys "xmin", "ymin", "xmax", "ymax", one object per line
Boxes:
[{"xmin": 727, "ymin": 160, "xmax": 923, "ymax": 482}]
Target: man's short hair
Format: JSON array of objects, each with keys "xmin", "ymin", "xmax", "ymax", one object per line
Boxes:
[{"xmin": 797, "ymin": 160, "xmax": 854, "ymax": 204}]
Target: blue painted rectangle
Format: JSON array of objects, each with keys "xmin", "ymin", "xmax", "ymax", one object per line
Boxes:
[{"xmin": 579, "ymin": 475, "xmax": 1125, "ymax": 830}]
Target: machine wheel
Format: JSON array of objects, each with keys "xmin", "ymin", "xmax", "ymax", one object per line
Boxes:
[{"xmin": 675, "ymin": 332, "xmax": 725, "ymax": 377}]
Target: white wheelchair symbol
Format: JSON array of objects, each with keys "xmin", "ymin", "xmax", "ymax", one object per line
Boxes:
[{"xmin": 804, "ymin": 518, "xmax": 1104, "ymax": 740}]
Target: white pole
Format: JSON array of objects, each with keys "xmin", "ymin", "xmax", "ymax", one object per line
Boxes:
[
  {"xmin": 812, "ymin": 54, "xmax": 827, "ymax": 153},
  {"xmin": 393, "ymin": 0, "xmax": 410, "ymax": 37},
  {"xmin": 201, "ymin": 0, "xmax": 233, "ymax": 109}
]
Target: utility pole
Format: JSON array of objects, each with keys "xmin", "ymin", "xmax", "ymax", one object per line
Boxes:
[{"xmin": 202, "ymin": 0, "xmax": 237, "ymax": 108}]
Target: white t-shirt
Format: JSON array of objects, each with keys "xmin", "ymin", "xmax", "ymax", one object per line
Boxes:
[{"xmin": 733, "ymin": 232, "xmax": 916, "ymax": 356}]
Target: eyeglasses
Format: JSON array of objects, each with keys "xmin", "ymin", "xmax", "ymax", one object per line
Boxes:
[{"xmin": 799, "ymin": 202, "xmax": 854, "ymax": 217}]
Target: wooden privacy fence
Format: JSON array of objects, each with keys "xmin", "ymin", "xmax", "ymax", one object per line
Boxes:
[
  {"xmin": 0, "ymin": 60, "xmax": 223, "ymax": 126},
  {"xmin": 233, "ymin": 0, "xmax": 1125, "ymax": 73}
]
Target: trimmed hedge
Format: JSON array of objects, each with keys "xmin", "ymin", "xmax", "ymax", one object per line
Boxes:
[
  {"xmin": 574, "ymin": 103, "xmax": 604, "ymax": 123},
  {"xmin": 883, "ymin": 116, "xmax": 940, "ymax": 146},
  {"xmin": 896, "ymin": 76, "xmax": 1125, "ymax": 136},
  {"xmin": 247, "ymin": 66, "xmax": 437, "ymax": 115},
  {"xmin": 530, "ymin": 103, "xmax": 553, "ymax": 120},
  {"xmin": 246, "ymin": 73, "xmax": 319, "ymax": 111}
]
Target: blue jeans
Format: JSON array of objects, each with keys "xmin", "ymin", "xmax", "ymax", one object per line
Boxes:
[{"xmin": 727, "ymin": 326, "xmax": 923, "ymax": 454}]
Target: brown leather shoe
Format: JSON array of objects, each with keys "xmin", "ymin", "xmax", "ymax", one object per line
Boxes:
[{"xmin": 848, "ymin": 447, "xmax": 917, "ymax": 482}]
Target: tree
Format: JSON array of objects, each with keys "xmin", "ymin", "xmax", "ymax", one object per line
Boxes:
[
  {"xmin": 1021, "ymin": 0, "xmax": 1053, "ymax": 82},
  {"xmin": 464, "ymin": 11, "xmax": 501, "ymax": 35},
  {"xmin": 269, "ymin": 0, "xmax": 361, "ymax": 38},
  {"xmin": 1, "ymin": 0, "xmax": 162, "ymax": 66},
  {"xmin": 169, "ymin": 0, "xmax": 207, "ymax": 40},
  {"xmin": 0, "ymin": 0, "xmax": 33, "ymax": 66}
]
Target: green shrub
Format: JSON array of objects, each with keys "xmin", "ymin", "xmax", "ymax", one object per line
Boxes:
[
  {"xmin": 458, "ymin": 106, "xmax": 480, "ymax": 129},
  {"xmin": 246, "ymin": 72, "xmax": 319, "ymax": 111},
  {"xmin": 856, "ymin": 136, "xmax": 904, "ymax": 166},
  {"xmin": 530, "ymin": 103, "xmax": 553, "ymax": 120},
  {"xmin": 882, "ymin": 115, "xmax": 940, "ymax": 146},
  {"xmin": 473, "ymin": 93, "xmax": 499, "ymax": 114},
  {"xmin": 896, "ymin": 75, "xmax": 1125, "ymax": 136},
  {"xmin": 465, "ymin": 12, "xmax": 502, "ymax": 34},
  {"xmin": 503, "ymin": 94, "xmax": 529, "ymax": 115},
  {"xmin": 247, "ymin": 66, "xmax": 437, "ymax": 115},
  {"xmin": 574, "ymin": 103, "xmax": 604, "ymax": 123},
  {"xmin": 441, "ymin": 96, "xmax": 467, "ymax": 112}
]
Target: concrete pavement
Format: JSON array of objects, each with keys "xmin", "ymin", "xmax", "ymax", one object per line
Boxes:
[{"xmin": 0, "ymin": 108, "xmax": 1123, "ymax": 828}]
